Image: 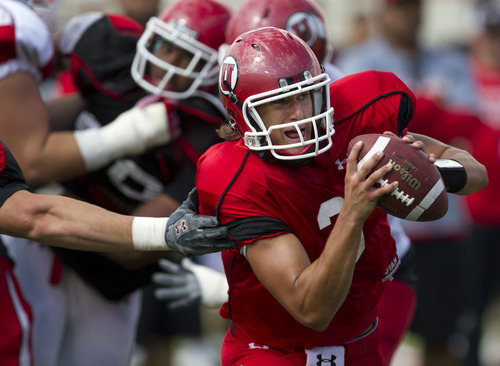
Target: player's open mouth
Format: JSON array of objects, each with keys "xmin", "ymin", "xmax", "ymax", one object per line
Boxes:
[{"xmin": 284, "ymin": 127, "xmax": 307, "ymax": 143}]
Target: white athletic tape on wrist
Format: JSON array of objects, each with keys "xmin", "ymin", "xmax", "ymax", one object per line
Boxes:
[
  {"xmin": 74, "ymin": 103, "xmax": 170, "ymax": 171},
  {"xmin": 132, "ymin": 217, "xmax": 169, "ymax": 251},
  {"xmin": 181, "ymin": 258, "xmax": 229, "ymax": 308}
]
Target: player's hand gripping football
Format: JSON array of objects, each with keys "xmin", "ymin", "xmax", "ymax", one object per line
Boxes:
[
  {"xmin": 382, "ymin": 131, "xmax": 436, "ymax": 163},
  {"xmin": 165, "ymin": 188, "xmax": 236, "ymax": 256},
  {"xmin": 344, "ymin": 140, "xmax": 398, "ymax": 221}
]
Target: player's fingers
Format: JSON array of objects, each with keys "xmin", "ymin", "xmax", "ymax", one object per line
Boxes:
[
  {"xmin": 154, "ymin": 287, "xmax": 192, "ymax": 301},
  {"xmin": 382, "ymin": 131, "xmax": 398, "ymax": 138},
  {"xmin": 401, "ymin": 134, "xmax": 416, "ymax": 144},
  {"xmin": 367, "ymin": 161, "xmax": 393, "ymax": 186},
  {"xmin": 157, "ymin": 258, "xmax": 183, "ymax": 274},
  {"xmin": 151, "ymin": 272, "xmax": 188, "ymax": 287},
  {"xmin": 167, "ymin": 293, "xmax": 201, "ymax": 310},
  {"xmin": 357, "ymin": 150, "xmax": 384, "ymax": 180},
  {"xmin": 198, "ymin": 227, "xmax": 230, "ymax": 240},
  {"xmin": 191, "ymin": 215, "xmax": 220, "ymax": 228},
  {"xmin": 184, "ymin": 187, "xmax": 199, "ymax": 208},
  {"xmin": 346, "ymin": 141, "xmax": 363, "ymax": 175}
]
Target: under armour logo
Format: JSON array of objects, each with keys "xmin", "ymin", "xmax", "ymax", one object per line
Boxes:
[
  {"xmin": 316, "ymin": 354, "xmax": 337, "ymax": 366},
  {"xmin": 248, "ymin": 342, "xmax": 269, "ymax": 350},
  {"xmin": 335, "ymin": 156, "xmax": 348, "ymax": 170},
  {"xmin": 174, "ymin": 220, "xmax": 188, "ymax": 235}
]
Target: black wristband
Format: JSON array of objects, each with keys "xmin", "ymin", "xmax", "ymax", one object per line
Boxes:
[{"xmin": 434, "ymin": 159, "xmax": 467, "ymax": 193}]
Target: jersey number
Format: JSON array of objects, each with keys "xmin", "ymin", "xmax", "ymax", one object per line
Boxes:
[{"xmin": 317, "ymin": 197, "xmax": 365, "ymax": 261}]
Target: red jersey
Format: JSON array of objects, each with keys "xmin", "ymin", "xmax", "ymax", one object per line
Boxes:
[{"xmin": 196, "ymin": 71, "xmax": 415, "ymax": 349}]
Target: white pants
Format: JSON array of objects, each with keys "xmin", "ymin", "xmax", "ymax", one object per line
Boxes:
[{"xmin": 4, "ymin": 236, "xmax": 141, "ymax": 366}]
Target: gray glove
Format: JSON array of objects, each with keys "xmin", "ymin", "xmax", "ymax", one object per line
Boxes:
[
  {"xmin": 153, "ymin": 258, "xmax": 201, "ymax": 310},
  {"xmin": 165, "ymin": 188, "xmax": 236, "ymax": 256},
  {"xmin": 153, "ymin": 258, "xmax": 228, "ymax": 310}
]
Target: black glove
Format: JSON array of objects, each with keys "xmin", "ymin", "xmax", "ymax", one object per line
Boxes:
[{"xmin": 165, "ymin": 188, "xmax": 236, "ymax": 256}]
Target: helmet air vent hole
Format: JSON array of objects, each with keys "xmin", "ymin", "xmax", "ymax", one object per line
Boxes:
[{"xmin": 252, "ymin": 44, "xmax": 261, "ymax": 51}]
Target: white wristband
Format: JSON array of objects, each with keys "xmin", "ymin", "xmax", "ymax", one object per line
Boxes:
[
  {"xmin": 74, "ymin": 103, "xmax": 170, "ymax": 171},
  {"xmin": 132, "ymin": 217, "xmax": 169, "ymax": 251}
]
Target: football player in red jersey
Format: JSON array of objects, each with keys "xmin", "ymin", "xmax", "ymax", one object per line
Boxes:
[
  {"xmin": 220, "ymin": 1, "xmax": 416, "ymax": 361},
  {"xmin": 195, "ymin": 27, "xmax": 487, "ymax": 365},
  {"xmin": 153, "ymin": 1, "xmax": 485, "ymax": 364}
]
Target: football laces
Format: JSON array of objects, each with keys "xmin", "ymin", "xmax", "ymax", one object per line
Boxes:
[{"xmin": 378, "ymin": 178, "xmax": 415, "ymax": 206}]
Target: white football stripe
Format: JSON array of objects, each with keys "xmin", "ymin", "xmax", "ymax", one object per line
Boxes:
[
  {"xmin": 405, "ymin": 179, "xmax": 445, "ymax": 221},
  {"xmin": 357, "ymin": 136, "xmax": 390, "ymax": 170}
]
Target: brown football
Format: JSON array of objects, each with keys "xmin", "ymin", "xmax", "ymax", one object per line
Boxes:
[{"xmin": 348, "ymin": 134, "xmax": 448, "ymax": 221}]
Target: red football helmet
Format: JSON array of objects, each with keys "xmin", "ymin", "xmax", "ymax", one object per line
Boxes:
[
  {"xmin": 225, "ymin": 0, "xmax": 328, "ymax": 62},
  {"xmin": 131, "ymin": 0, "xmax": 231, "ymax": 99},
  {"xmin": 219, "ymin": 27, "xmax": 334, "ymax": 161}
]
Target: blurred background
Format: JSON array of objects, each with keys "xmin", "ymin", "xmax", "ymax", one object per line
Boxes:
[{"xmin": 45, "ymin": 0, "xmax": 488, "ymax": 50}]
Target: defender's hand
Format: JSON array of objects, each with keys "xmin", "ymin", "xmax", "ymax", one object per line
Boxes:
[{"xmin": 165, "ymin": 188, "xmax": 236, "ymax": 256}]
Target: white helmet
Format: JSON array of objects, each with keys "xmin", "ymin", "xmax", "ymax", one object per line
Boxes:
[{"xmin": 131, "ymin": 0, "xmax": 231, "ymax": 99}]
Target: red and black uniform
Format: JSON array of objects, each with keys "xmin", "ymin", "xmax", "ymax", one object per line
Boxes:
[
  {"xmin": 196, "ymin": 71, "xmax": 415, "ymax": 364},
  {"xmin": 0, "ymin": 141, "xmax": 33, "ymax": 366}
]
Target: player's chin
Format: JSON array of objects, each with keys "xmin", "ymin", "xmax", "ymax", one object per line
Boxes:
[{"xmin": 276, "ymin": 144, "xmax": 312, "ymax": 156}]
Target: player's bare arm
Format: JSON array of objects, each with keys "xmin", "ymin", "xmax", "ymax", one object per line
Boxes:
[
  {"xmin": 46, "ymin": 92, "xmax": 86, "ymax": 131},
  {"xmin": 399, "ymin": 132, "xmax": 488, "ymax": 195},
  {"xmin": 245, "ymin": 142, "xmax": 397, "ymax": 331},
  {"xmin": 0, "ymin": 71, "xmax": 174, "ymax": 187},
  {"xmin": 0, "ymin": 72, "xmax": 88, "ymax": 185},
  {"xmin": 0, "ymin": 187, "xmax": 234, "ymax": 254},
  {"xmin": 0, "ymin": 189, "xmax": 135, "ymax": 251}
]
